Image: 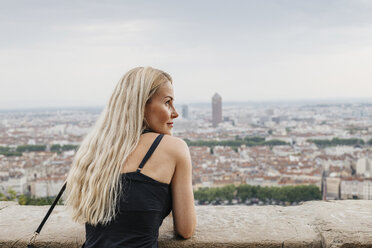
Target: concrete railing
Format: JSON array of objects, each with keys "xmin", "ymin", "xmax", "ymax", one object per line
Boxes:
[{"xmin": 1, "ymin": 200, "xmax": 371, "ymax": 248}]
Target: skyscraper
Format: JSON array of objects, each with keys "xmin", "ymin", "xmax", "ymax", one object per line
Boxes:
[
  {"xmin": 182, "ymin": 105, "xmax": 189, "ymax": 119},
  {"xmin": 212, "ymin": 93, "xmax": 222, "ymax": 127}
]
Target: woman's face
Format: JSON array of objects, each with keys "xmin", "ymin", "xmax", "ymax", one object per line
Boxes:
[{"xmin": 144, "ymin": 81, "xmax": 179, "ymax": 135}]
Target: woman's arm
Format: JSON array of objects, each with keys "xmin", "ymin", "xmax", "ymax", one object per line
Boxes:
[{"xmin": 170, "ymin": 138, "xmax": 197, "ymax": 239}]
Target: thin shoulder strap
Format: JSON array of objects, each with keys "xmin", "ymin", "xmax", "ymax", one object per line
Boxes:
[
  {"xmin": 142, "ymin": 128, "xmax": 155, "ymax": 134},
  {"xmin": 137, "ymin": 134, "xmax": 164, "ymax": 172}
]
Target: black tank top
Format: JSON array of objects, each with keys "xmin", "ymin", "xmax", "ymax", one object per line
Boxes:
[{"xmin": 84, "ymin": 133, "xmax": 172, "ymax": 248}]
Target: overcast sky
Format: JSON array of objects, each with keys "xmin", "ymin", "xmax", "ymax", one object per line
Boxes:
[{"xmin": 1, "ymin": 0, "xmax": 372, "ymax": 109}]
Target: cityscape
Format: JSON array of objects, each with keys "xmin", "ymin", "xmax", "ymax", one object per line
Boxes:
[{"xmin": 1, "ymin": 94, "xmax": 372, "ymax": 204}]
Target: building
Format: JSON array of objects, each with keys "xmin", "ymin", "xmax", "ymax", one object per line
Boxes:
[
  {"xmin": 340, "ymin": 178, "xmax": 365, "ymax": 199},
  {"xmin": 326, "ymin": 177, "xmax": 341, "ymax": 200},
  {"xmin": 363, "ymin": 180, "xmax": 372, "ymax": 200},
  {"xmin": 182, "ymin": 105, "xmax": 189, "ymax": 119},
  {"xmin": 0, "ymin": 176, "xmax": 28, "ymax": 195},
  {"xmin": 212, "ymin": 93, "xmax": 222, "ymax": 127},
  {"xmin": 29, "ymin": 177, "xmax": 66, "ymax": 198},
  {"xmin": 356, "ymin": 157, "xmax": 372, "ymax": 177}
]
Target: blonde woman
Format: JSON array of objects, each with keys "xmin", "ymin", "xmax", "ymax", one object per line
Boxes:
[{"xmin": 65, "ymin": 67, "xmax": 196, "ymax": 247}]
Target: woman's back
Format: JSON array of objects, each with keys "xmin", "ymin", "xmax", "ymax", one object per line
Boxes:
[{"xmin": 84, "ymin": 132, "xmax": 173, "ymax": 248}]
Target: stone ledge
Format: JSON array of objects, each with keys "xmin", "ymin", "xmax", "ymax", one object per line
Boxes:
[{"xmin": 0, "ymin": 200, "xmax": 371, "ymax": 248}]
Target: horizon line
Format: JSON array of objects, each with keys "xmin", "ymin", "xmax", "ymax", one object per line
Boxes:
[{"xmin": 1, "ymin": 97, "xmax": 372, "ymax": 111}]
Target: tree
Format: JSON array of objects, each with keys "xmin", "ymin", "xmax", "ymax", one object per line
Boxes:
[
  {"xmin": 271, "ymin": 186, "xmax": 286, "ymax": 202},
  {"xmin": 0, "ymin": 146, "xmax": 10, "ymax": 152},
  {"xmin": 264, "ymin": 140, "xmax": 287, "ymax": 146},
  {"xmin": 18, "ymin": 195, "xmax": 27, "ymax": 205},
  {"xmin": 194, "ymin": 188, "xmax": 209, "ymax": 203},
  {"xmin": 7, "ymin": 188, "xmax": 17, "ymax": 201},
  {"xmin": 61, "ymin": 144, "xmax": 78, "ymax": 151},
  {"xmin": 16, "ymin": 145, "xmax": 46, "ymax": 152},
  {"xmin": 244, "ymin": 136, "xmax": 265, "ymax": 143},
  {"xmin": 195, "ymin": 184, "xmax": 321, "ymax": 203},
  {"xmin": 217, "ymin": 185, "xmax": 235, "ymax": 202},
  {"xmin": 307, "ymin": 138, "xmax": 365, "ymax": 147},
  {"xmin": 207, "ymin": 187, "xmax": 217, "ymax": 202},
  {"xmin": 50, "ymin": 144, "xmax": 61, "ymax": 152},
  {"xmin": 22, "ymin": 195, "xmax": 63, "ymax": 205},
  {"xmin": 0, "ymin": 146, "xmax": 22, "ymax": 156},
  {"xmin": 0, "ymin": 192, "xmax": 7, "ymax": 201},
  {"xmin": 236, "ymin": 184, "xmax": 253, "ymax": 202},
  {"xmin": 257, "ymin": 186, "xmax": 272, "ymax": 201}
]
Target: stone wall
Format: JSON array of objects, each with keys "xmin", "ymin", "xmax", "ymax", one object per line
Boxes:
[{"xmin": 1, "ymin": 200, "xmax": 371, "ymax": 248}]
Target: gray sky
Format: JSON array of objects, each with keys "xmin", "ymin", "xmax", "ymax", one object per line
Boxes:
[{"xmin": 1, "ymin": 0, "xmax": 372, "ymax": 109}]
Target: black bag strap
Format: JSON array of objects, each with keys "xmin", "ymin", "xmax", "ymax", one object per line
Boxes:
[{"xmin": 28, "ymin": 181, "xmax": 67, "ymax": 247}]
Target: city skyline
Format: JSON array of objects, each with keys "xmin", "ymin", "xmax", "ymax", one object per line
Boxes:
[
  {"xmin": 1, "ymin": 1, "xmax": 372, "ymax": 109},
  {"xmin": 1, "ymin": 101, "xmax": 372, "ymax": 201}
]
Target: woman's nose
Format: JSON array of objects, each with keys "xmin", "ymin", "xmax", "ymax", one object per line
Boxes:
[{"xmin": 172, "ymin": 108, "xmax": 179, "ymax": 118}]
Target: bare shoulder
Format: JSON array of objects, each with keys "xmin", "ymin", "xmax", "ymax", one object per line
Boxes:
[
  {"xmin": 161, "ymin": 135, "xmax": 188, "ymax": 148},
  {"xmin": 160, "ymin": 135, "xmax": 190, "ymax": 159}
]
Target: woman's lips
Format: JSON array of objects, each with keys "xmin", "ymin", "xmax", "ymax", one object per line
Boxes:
[{"xmin": 167, "ymin": 122, "xmax": 173, "ymax": 127}]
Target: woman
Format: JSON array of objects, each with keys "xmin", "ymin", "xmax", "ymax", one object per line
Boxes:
[{"xmin": 65, "ymin": 67, "xmax": 197, "ymax": 247}]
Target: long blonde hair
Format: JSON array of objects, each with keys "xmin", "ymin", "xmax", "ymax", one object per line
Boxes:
[{"xmin": 65, "ymin": 67, "xmax": 172, "ymax": 225}]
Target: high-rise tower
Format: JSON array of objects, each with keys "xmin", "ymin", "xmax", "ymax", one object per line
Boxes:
[
  {"xmin": 212, "ymin": 93, "xmax": 222, "ymax": 127},
  {"xmin": 182, "ymin": 105, "xmax": 189, "ymax": 119}
]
